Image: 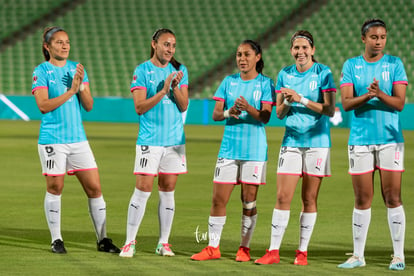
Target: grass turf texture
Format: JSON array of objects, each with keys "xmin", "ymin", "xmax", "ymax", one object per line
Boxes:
[{"xmin": 0, "ymin": 120, "xmax": 413, "ymax": 275}]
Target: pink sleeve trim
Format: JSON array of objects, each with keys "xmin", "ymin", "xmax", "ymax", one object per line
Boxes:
[
  {"xmin": 275, "ymin": 90, "xmax": 282, "ymax": 94},
  {"xmin": 393, "ymin": 81, "xmax": 408, "ymax": 85},
  {"xmin": 340, "ymin": 83, "xmax": 353, "ymax": 88},
  {"xmin": 83, "ymin": 81, "xmax": 89, "ymax": 85},
  {"xmin": 180, "ymin": 84, "xmax": 188, "ymax": 88},
  {"xmin": 322, "ymin": 88, "xmax": 337, "ymax": 93},
  {"xmin": 261, "ymin": 101, "xmax": 274, "ymax": 105},
  {"xmin": 32, "ymin": 86, "xmax": 48, "ymax": 94},
  {"xmin": 131, "ymin": 86, "xmax": 147, "ymax": 93},
  {"xmin": 213, "ymin": 96, "xmax": 225, "ymax": 102}
]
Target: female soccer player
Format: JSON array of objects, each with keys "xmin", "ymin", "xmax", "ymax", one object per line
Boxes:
[
  {"xmin": 255, "ymin": 30, "xmax": 336, "ymax": 266},
  {"xmin": 119, "ymin": 28, "xmax": 189, "ymax": 258},
  {"xmin": 32, "ymin": 26, "xmax": 120, "ymax": 254},
  {"xmin": 191, "ymin": 40, "xmax": 274, "ymax": 262},
  {"xmin": 337, "ymin": 19, "xmax": 407, "ymax": 271}
]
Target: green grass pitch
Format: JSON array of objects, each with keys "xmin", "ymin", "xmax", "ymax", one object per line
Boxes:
[{"xmin": 0, "ymin": 121, "xmax": 413, "ymax": 275}]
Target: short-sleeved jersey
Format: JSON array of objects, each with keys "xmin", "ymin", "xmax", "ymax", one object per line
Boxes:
[
  {"xmin": 213, "ymin": 73, "xmax": 274, "ymax": 161},
  {"xmin": 276, "ymin": 63, "xmax": 336, "ymax": 148},
  {"xmin": 130, "ymin": 60, "xmax": 188, "ymax": 146},
  {"xmin": 340, "ymin": 54, "xmax": 408, "ymax": 145},
  {"xmin": 32, "ymin": 60, "xmax": 89, "ymax": 144}
]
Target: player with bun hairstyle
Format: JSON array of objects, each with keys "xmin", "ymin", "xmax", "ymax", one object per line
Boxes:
[
  {"xmin": 255, "ymin": 30, "xmax": 336, "ymax": 266},
  {"xmin": 191, "ymin": 40, "xmax": 274, "ymax": 262},
  {"xmin": 32, "ymin": 26, "xmax": 120, "ymax": 254},
  {"xmin": 338, "ymin": 19, "xmax": 408, "ymax": 271},
  {"xmin": 119, "ymin": 28, "xmax": 189, "ymax": 258}
]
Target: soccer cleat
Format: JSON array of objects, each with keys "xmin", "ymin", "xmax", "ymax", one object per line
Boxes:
[
  {"xmin": 155, "ymin": 243, "xmax": 175, "ymax": 256},
  {"xmin": 190, "ymin": 246, "xmax": 221, "ymax": 261},
  {"xmin": 389, "ymin": 256, "xmax": 405, "ymax": 271},
  {"xmin": 235, "ymin": 246, "xmax": 250, "ymax": 262},
  {"xmin": 119, "ymin": 240, "xmax": 136, "ymax": 258},
  {"xmin": 97, "ymin": 238, "xmax": 121, "ymax": 253},
  {"xmin": 51, "ymin": 239, "xmax": 67, "ymax": 254},
  {"xmin": 294, "ymin": 250, "xmax": 308, "ymax": 265},
  {"xmin": 337, "ymin": 255, "xmax": 366, "ymax": 269},
  {"xmin": 255, "ymin": 249, "xmax": 280, "ymax": 265}
]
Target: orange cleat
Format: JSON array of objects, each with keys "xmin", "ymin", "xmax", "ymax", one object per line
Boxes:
[
  {"xmin": 294, "ymin": 250, "xmax": 308, "ymax": 265},
  {"xmin": 255, "ymin": 249, "xmax": 280, "ymax": 265},
  {"xmin": 235, "ymin": 246, "xmax": 250, "ymax": 262},
  {"xmin": 191, "ymin": 246, "xmax": 221, "ymax": 261}
]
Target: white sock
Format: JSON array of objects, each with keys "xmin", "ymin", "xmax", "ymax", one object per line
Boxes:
[
  {"xmin": 88, "ymin": 195, "xmax": 107, "ymax": 242},
  {"xmin": 125, "ymin": 188, "xmax": 151, "ymax": 244},
  {"xmin": 388, "ymin": 205, "xmax": 405, "ymax": 260},
  {"xmin": 44, "ymin": 192, "xmax": 62, "ymax": 242},
  {"xmin": 269, "ymin": 209, "xmax": 290, "ymax": 250},
  {"xmin": 158, "ymin": 191, "xmax": 175, "ymax": 244},
  {"xmin": 240, "ymin": 214, "xmax": 257, "ymax": 248},
  {"xmin": 208, "ymin": 216, "xmax": 226, "ymax": 248},
  {"xmin": 298, "ymin": 212, "xmax": 317, "ymax": 251},
  {"xmin": 353, "ymin": 208, "xmax": 371, "ymax": 258}
]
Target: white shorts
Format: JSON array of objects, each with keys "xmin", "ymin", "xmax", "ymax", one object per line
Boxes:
[
  {"xmin": 38, "ymin": 141, "xmax": 97, "ymax": 176},
  {"xmin": 134, "ymin": 145, "xmax": 187, "ymax": 176},
  {"xmin": 348, "ymin": 143, "xmax": 404, "ymax": 175},
  {"xmin": 277, "ymin": 146, "xmax": 331, "ymax": 177},
  {"xmin": 213, "ymin": 158, "xmax": 267, "ymax": 185}
]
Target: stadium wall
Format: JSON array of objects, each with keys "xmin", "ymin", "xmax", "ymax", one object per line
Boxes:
[{"xmin": 1, "ymin": 95, "xmax": 414, "ymax": 130}]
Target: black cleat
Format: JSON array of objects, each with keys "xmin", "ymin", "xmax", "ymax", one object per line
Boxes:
[
  {"xmin": 51, "ymin": 239, "xmax": 67, "ymax": 254},
  {"xmin": 97, "ymin": 238, "xmax": 121, "ymax": 253}
]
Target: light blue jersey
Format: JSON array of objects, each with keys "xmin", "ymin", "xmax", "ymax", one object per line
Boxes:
[
  {"xmin": 32, "ymin": 60, "xmax": 88, "ymax": 144},
  {"xmin": 213, "ymin": 73, "xmax": 275, "ymax": 161},
  {"xmin": 131, "ymin": 60, "xmax": 188, "ymax": 146},
  {"xmin": 340, "ymin": 54, "xmax": 408, "ymax": 145},
  {"xmin": 276, "ymin": 63, "xmax": 336, "ymax": 148}
]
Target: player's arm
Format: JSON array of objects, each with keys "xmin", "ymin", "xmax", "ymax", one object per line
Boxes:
[
  {"xmin": 75, "ymin": 64, "xmax": 93, "ymax": 112},
  {"xmin": 133, "ymin": 72, "xmax": 177, "ymax": 115},
  {"xmin": 212, "ymin": 100, "xmax": 240, "ymax": 121},
  {"xmin": 369, "ymin": 79, "xmax": 406, "ymax": 112},
  {"xmin": 276, "ymin": 91, "xmax": 291, "ymax": 119},
  {"xmin": 34, "ymin": 87, "xmax": 78, "ymax": 114},
  {"xmin": 341, "ymin": 84, "xmax": 373, "ymax": 111},
  {"xmin": 235, "ymin": 96, "xmax": 272, "ymax": 123},
  {"xmin": 305, "ymin": 91, "xmax": 336, "ymax": 117}
]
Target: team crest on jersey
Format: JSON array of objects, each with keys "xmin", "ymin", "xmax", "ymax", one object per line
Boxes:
[
  {"xmin": 309, "ymin": 80, "xmax": 317, "ymax": 91},
  {"xmin": 253, "ymin": 90, "xmax": 261, "ymax": 101},
  {"xmin": 33, "ymin": 75, "xmax": 38, "ymax": 84},
  {"xmin": 340, "ymin": 72, "xmax": 344, "ymax": 82},
  {"xmin": 382, "ymin": 71, "xmax": 390, "ymax": 82},
  {"xmin": 132, "ymin": 75, "xmax": 137, "ymax": 83}
]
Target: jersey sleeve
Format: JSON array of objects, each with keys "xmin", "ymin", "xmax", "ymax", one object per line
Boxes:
[
  {"xmin": 213, "ymin": 77, "xmax": 228, "ymax": 102},
  {"xmin": 320, "ymin": 67, "xmax": 337, "ymax": 93},
  {"xmin": 340, "ymin": 59, "xmax": 353, "ymax": 87},
  {"xmin": 179, "ymin": 64, "xmax": 189, "ymax": 88},
  {"xmin": 130, "ymin": 65, "xmax": 147, "ymax": 92},
  {"xmin": 393, "ymin": 57, "xmax": 408, "ymax": 85},
  {"xmin": 275, "ymin": 70, "xmax": 284, "ymax": 93},
  {"xmin": 262, "ymin": 77, "xmax": 275, "ymax": 105},
  {"xmin": 31, "ymin": 65, "xmax": 48, "ymax": 94}
]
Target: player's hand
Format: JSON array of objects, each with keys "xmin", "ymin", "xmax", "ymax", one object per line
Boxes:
[
  {"xmin": 281, "ymin": 87, "xmax": 300, "ymax": 103},
  {"xmin": 162, "ymin": 72, "xmax": 177, "ymax": 95},
  {"xmin": 171, "ymin": 71, "xmax": 183, "ymax": 89},
  {"xmin": 71, "ymin": 64, "xmax": 84, "ymax": 93},
  {"xmin": 235, "ymin": 96, "xmax": 249, "ymax": 111},
  {"xmin": 367, "ymin": 78, "xmax": 381, "ymax": 99}
]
